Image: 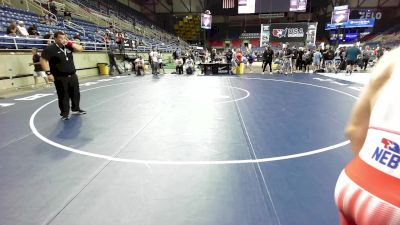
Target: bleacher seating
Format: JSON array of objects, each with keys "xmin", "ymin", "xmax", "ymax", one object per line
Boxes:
[
  {"xmin": 0, "ymin": 1, "xmax": 187, "ymax": 52},
  {"xmin": 361, "ymin": 22, "xmax": 400, "ymax": 47}
]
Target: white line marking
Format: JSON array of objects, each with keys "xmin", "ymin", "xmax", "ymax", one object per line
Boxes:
[
  {"xmin": 0, "ymin": 103, "xmax": 15, "ymax": 107},
  {"xmin": 15, "ymin": 93, "xmax": 53, "ymax": 101},
  {"xmin": 30, "ymin": 78, "xmax": 355, "ymax": 165},
  {"xmin": 227, "ymin": 78, "xmax": 282, "ymax": 225},
  {"xmin": 236, "ymin": 77, "xmax": 359, "ymax": 99},
  {"xmin": 349, "ymin": 86, "xmax": 363, "ymax": 91}
]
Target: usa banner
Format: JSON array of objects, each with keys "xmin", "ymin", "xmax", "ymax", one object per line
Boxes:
[{"xmin": 269, "ymin": 23, "xmax": 308, "ymax": 43}]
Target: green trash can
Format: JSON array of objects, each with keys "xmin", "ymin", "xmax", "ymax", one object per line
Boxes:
[{"xmin": 97, "ymin": 63, "xmax": 109, "ymax": 75}]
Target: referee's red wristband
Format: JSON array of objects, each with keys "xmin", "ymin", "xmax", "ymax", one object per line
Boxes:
[{"xmin": 66, "ymin": 41, "xmax": 73, "ymax": 47}]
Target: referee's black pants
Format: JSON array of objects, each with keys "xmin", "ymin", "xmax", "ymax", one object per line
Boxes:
[
  {"xmin": 263, "ymin": 60, "xmax": 272, "ymax": 72},
  {"xmin": 54, "ymin": 74, "xmax": 80, "ymax": 116}
]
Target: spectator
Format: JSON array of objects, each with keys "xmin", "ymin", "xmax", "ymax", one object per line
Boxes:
[
  {"xmin": 262, "ymin": 45, "xmax": 274, "ymax": 74},
  {"xmin": 6, "ymin": 21, "xmax": 17, "ymax": 36},
  {"xmin": 312, "ymin": 48, "xmax": 322, "ymax": 72},
  {"xmin": 282, "ymin": 44, "xmax": 293, "ymax": 74},
  {"xmin": 28, "ymin": 24, "xmax": 40, "ymax": 36},
  {"xmin": 225, "ymin": 48, "xmax": 233, "ymax": 67},
  {"xmin": 64, "ymin": 10, "xmax": 72, "ymax": 22},
  {"xmin": 149, "ymin": 47, "xmax": 159, "ymax": 76},
  {"xmin": 296, "ymin": 47, "xmax": 304, "ymax": 72},
  {"xmin": 291, "ymin": 46, "xmax": 298, "ymax": 71},
  {"xmin": 108, "ymin": 22, "xmax": 114, "ymax": 33},
  {"xmin": 324, "ymin": 47, "xmax": 335, "ymax": 72},
  {"xmin": 73, "ymin": 33, "xmax": 81, "ymax": 44},
  {"xmin": 303, "ymin": 48, "xmax": 313, "ymax": 73},
  {"xmin": 204, "ymin": 49, "xmax": 210, "ymax": 63},
  {"xmin": 361, "ymin": 45, "xmax": 372, "ymax": 71},
  {"xmin": 185, "ymin": 57, "xmax": 194, "ymax": 75},
  {"xmin": 175, "ymin": 56, "xmax": 183, "ymax": 74},
  {"xmin": 210, "ymin": 48, "xmax": 216, "ymax": 62},
  {"xmin": 383, "ymin": 47, "xmax": 390, "ymax": 55},
  {"xmin": 134, "ymin": 56, "xmax": 144, "ymax": 76},
  {"xmin": 102, "ymin": 32, "xmax": 111, "ymax": 45},
  {"xmin": 247, "ymin": 51, "xmax": 255, "ymax": 73},
  {"xmin": 345, "ymin": 44, "xmax": 361, "ymax": 75},
  {"xmin": 16, "ymin": 21, "xmax": 29, "ymax": 37},
  {"xmin": 158, "ymin": 52, "xmax": 165, "ymax": 74},
  {"xmin": 115, "ymin": 31, "xmax": 124, "ymax": 53},
  {"xmin": 233, "ymin": 48, "xmax": 242, "ymax": 74},
  {"xmin": 48, "ymin": 0, "xmax": 57, "ymax": 16},
  {"xmin": 107, "ymin": 44, "xmax": 121, "ymax": 76},
  {"xmin": 43, "ymin": 31, "xmax": 54, "ymax": 46},
  {"xmin": 376, "ymin": 46, "xmax": 384, "ymax": 59},
  {"xmin": 172, "ymin": 48, "xmax": 179, "ymax": 60},
  {"xmin": 46, "ymin": 1, "xmax": 58, "ymax": 25},
  {"xmin": 29, "ymin": 47, "xmax": 50, "ymax": 88},
  {"xmin": 39, "ymin": 15, "xmax": 48, "ymax": 25}
]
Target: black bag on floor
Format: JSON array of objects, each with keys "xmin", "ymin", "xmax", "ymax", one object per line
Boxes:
[
  {"xmin": 339, "ymin": 61, "xmax": 347, "ymax": 70},
  {"xmin": 314, "ymin": 69, "xmax": 325, "ymax": 73},
  {"xmin": 186, "ymin": 67, "xmax": 193, "ymax": 75}
]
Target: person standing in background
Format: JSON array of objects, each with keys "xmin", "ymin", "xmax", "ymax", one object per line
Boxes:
[
  {"xmin": 291, "ymin": 46, "xmax": 298, "ymax": 72},
  {"xmin": 345, "ymin": 44, "xmax": 361, "ymax": 75},
  {"xmin": 64, "ymin": 10, "xmax": 72, "ymax": 22},
  {"xmin": 234, "ymin": 48, "xmax": 243, "ymax": 74},
  {"xmin": 296, "ymin": 47, "xmax": 304, "ymax": 72},
  {"xmin": 149, "ymin": 47, "xmax": 159, "ymax": 76},
  {"xmin": 225, "ymin": 48, "xmax": 233, "ymax": 75},
  {"xmin": 247, "ymin": 51, "xmax": 255, "ymax": 73},
  {"xmin": 108, "ymin": 44, "xmax": 122, "ymax": 76},
  {"xmin": 115, "ymin": 31, "xmax": 124, "ymax": 54},
  {"xmin": 210, "ymin": 48, "xmax": 216, "ymax": 62},
  {"xmin": 29, "ymin": 48, "xmax": 50, "ymax": 88},
  {"xmin": 262, "ymin": 45, "xmax": 274, "ymax": 74},
  {"xmin": 312, "ymin": 48, "xmax": 322, "ymax": 72},
  {"xmin": 362, "ymin": 45, "xmax": 372, "ymax": 71},
  {"xmin": 158, "ymin": 52, "xmax": 165, "ymax": 74}
]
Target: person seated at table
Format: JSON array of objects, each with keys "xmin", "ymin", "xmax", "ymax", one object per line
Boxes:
[
  {"xmin": 210, "ymin": 48, "xmax": 217, "ymax": 62},
  {"xmin": 214, "ymin": 52, "xmax": 223, "ymax": 63},
  {"xmin": 176, "ymin": 57, "xmax": 184, "ymax": 74},
  {"xmin": 204, "ymin": 49, "xmax": 210, "ymax": 63},
  {"xmin": 134, "ymin": 56, "xmax": 145, "ymax": 76},
  {"xmin": 185, "ymin": 57, "xmax": 194, "ymax": 75}
]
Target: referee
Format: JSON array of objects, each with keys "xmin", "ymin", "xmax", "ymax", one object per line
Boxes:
[{"xmin": 40, "ymin": 31, "xmax": 86, "ymax": 120}]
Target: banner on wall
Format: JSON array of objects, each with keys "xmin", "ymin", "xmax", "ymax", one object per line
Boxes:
[
  {"xmin": 289, "ymin": 0, "xmax": 307, "ymax": 12},
  {"xmin": 239, "ymin": 33, "xmax": 260, "ymax": 39},
  {"xmin": 269, "ymin": 23, "xmax": 308, "ymax": 43},
  {"xmin": 260, "ymin": 24, "xmax": 270, "ymax": 47},
  {"xmin": 201, "ymin": 13, "xmax": 212, "ymax": 29},
  {"xmin": 306, "ymin": 22, "xmax": 317, "ymax": 45},
  {"xmin": 325, "ymin": 18, "xmax": 375, "ymax": 30},
  {"xmin": 331, "ymin": 8, "xmax": 350, "ymax": 24}
]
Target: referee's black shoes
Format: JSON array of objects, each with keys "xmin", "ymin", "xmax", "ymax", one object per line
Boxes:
[
  {"xmin": 72, "ymin": 110, "xmax": 87, "ymax": 115},
  {"xmin": 61, "ymin": 115, "xmax": 71, "ymax": 120}
]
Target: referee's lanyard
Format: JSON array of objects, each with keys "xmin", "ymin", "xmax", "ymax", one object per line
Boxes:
[{"xmin": 56, "ymin": 43, "xmax": 69, "ymax": 61}]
